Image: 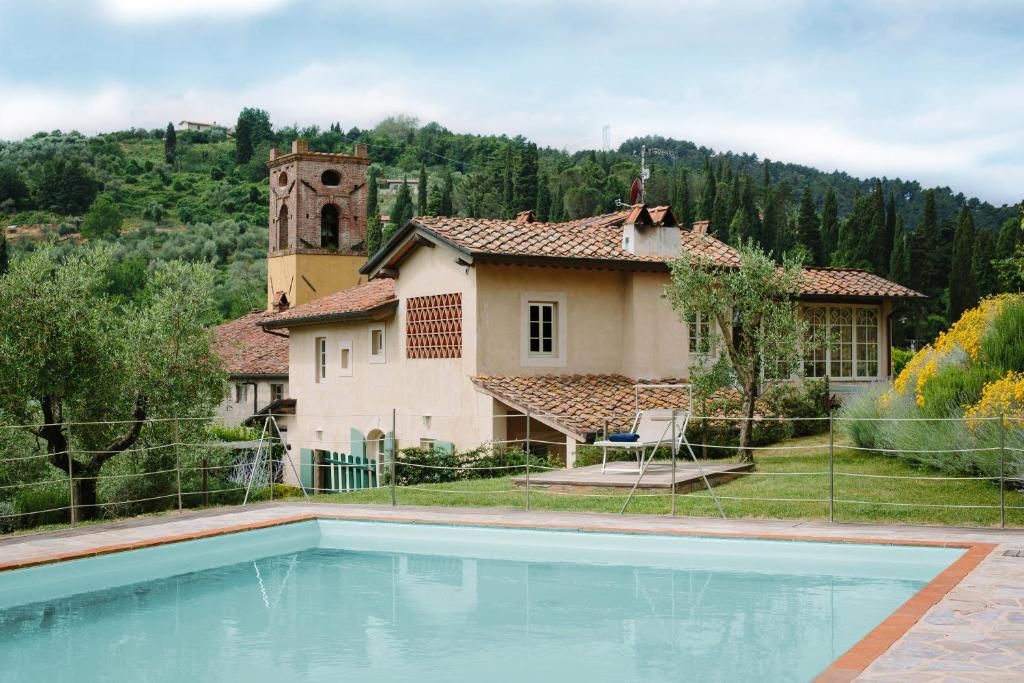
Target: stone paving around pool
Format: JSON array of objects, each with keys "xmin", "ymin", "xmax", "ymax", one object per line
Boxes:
[{"xmin": 2, "ymin": 503, "xmax": 1023, "ymax": 681}]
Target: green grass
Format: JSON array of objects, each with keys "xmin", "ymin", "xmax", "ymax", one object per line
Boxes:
[{"xmin": 301, "ymin": 433, "xmax": 1024, "ymax": 528}]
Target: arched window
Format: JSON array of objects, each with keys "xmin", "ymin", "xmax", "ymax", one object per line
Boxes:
[
  {"xmin": 321, "ymin": 169, "xmax": 341, "ymax": 186},
  {"xmin": 277, "ymin": 204, "xmax": 289, "ymax": 250},
  {"xmin": 321, "ymin": 204, "xmax": 340, "ymax": 249},
  {"xmin": 278, "ymin": 172, "xmax": 288, "ymax": 186}
]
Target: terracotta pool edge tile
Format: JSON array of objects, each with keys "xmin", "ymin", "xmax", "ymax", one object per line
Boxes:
[{"xmin": 814, "ymin": 541, "xmax": 997, "ymax": 682}]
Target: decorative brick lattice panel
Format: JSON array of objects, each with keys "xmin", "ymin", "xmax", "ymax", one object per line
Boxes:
[{"xmin": 406, "ymin": 293, "xmax": 462, "ymax": 359}]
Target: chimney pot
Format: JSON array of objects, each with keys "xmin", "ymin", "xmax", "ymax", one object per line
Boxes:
[
  {"xmin": 355, "ymin": 143, "xmax": 368, "ymax": 158},
  {"xmin": 291, "ymin": 139, "xmax": 308, "ymax": 154}
]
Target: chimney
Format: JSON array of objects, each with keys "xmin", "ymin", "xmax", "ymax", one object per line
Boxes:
[
  {"xmin": 269, "ymin": 147, "xmax": 279, "ymax": 161},
  {"xmin": 354, "ymin": 143, "xmax": 368, "ymax": 158},
  {"xmin": 291, "ymin": 139, "xmax": 308, "ymax": 154},
  {"xmin": 271, "ymin": 291, "xmax": 290, "ymax": 313},
  {"xmin": 621, "ymin": 204, "xmax": 680, "ymax": 258},
  {"xmin": 515, "ymin": 210, "xmax": 535, "ymax": 224}
]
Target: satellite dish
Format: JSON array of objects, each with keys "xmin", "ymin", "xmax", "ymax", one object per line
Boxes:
[{"xmin": 629, "ymin": 178, "xmax": 642, "ymax": 204}]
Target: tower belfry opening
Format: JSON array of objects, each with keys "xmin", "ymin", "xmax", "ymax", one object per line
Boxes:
[{"xmin": 265, "ymin": 139, "xmax": 370, "ymax": 310}]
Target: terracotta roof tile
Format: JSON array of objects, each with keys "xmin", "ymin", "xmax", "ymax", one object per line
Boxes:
[
  {"xmin": 472, "ymin": 374, "xmax": 748, "ymax": 440},
  {"xmin": 214, "ymin": 311, "xmax": 289, "ymax": 377},
  {"xmin": 410, "ymin": 211, "xmax": 921, "ymax": 299},
  {"xmin": 264, "ymin": 279, "xmax": 397, "ymax": 328}
]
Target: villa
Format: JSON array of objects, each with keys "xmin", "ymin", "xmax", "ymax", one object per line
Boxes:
[{"xmin": 230, "ymin": 141, "xmax": 923, "ymax": 478}]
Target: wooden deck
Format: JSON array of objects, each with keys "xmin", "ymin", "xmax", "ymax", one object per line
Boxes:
[{"xmin": 512, "ymin": 461, "xmax": 753, "ymax": 492}]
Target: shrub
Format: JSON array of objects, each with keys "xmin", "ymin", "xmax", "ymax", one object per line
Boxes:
[
  {"xmin": 14, "ymin": 483, "xmax": 70, "ymax": 528},
  {"xmin": 385, "ymin": 445, "xmax": 545, "ymax": 485},
  {"xmin": 891, "ymin": 348, "xmax": 913, "ymax": 377}
]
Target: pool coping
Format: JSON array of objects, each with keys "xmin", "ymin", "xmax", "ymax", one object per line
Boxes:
[{"xmin": 0, "ymin": 510, "xmax": 999, "ymax": 682}]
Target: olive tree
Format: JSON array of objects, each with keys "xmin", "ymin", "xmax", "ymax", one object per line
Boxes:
[
  {"xmin": 0, "ymin": 246, "xmax": 226, "ymax": 520},
  {"xmin": 666, "ymin": 240, "xmax": 806, "ymax": 462}
]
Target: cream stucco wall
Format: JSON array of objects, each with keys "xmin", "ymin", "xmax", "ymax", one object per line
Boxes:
[{"xmin": 215, "ymin": 378, "xmax": 288, "ymax": 426}]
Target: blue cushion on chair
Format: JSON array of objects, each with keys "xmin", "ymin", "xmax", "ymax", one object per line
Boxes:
[{"xmin": 608, "ymin": 432, "xmax": 640, "ymax": 442}]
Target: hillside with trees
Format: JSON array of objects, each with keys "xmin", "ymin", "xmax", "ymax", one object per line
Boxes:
[{"xmin": 1, "ymin": 109, "xmax": 1020, "ymax": 341}]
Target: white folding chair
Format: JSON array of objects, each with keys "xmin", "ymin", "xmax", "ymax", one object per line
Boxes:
[{"xmin": 594, "ymin": 409, "xmax": 683, "ymax": 473}]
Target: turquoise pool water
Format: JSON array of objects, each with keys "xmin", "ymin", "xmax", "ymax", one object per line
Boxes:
[{"xmin": 0, "ymin": 520, "xmax": 961, "ymax": 682}]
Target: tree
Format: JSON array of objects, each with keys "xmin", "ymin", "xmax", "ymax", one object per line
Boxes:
[
  {"xmin": 0, "ymin": 247, "xmax": 225, "ymax": 520},
  {"xmin": 81, "ymin": 194, "xmax": 123, "ymax": 240},
  {"xmin": 417, "ymin": 164, "xmax": 427, "ymax": 216},
  {"xmin": 367, "ymin": 168, "xmax": 379, "ymax": 217},
  {"xmin": 675, "ymin": 170, "xmax": 693, "ymax": 229},
  {"xmin": 888, "ymin": 215, "xmax": 910, "ymax": 285},
  {"xmin": 997, "ymin": 216, "xmax": 1019, "ymax": 260},
  {"xmin": 536, "ymin": 172, "xmax": 552, "ymax": 222},
  {"xmin": 438, "ymin": 171, "xmax": 454, "ymax": 217},
  {"xmin": 33, "ymin": 158, "xmax": 98, "ymax": 215},
  {"xmin": 698, "ymin": 156, "xmax": 716, "ymax": 220},
  {"xmin": 911, "ymin": 190, "xmax": 941, "ymax": 295},
  {"xmin": 501, "ymin": 144, "xmax": 514, "ymax": 218},
  {"xmin": 948, "ymin": 205, "xmax": 978, "ymax": 321},
  {"xmin": 234, "ymin": 114, "xmax": 253, "ymax": 165},
  {"xmin": 666, "ymin": 241, "xmax": 805, "ymax": 462},
  {"xmin": 0, "ymin": 225, "xmax": 7, "ymax": 275},
  {"xmin": 796, "ymin": 186, "xmax": 824, "ymax": 265},
  {"xmin": 164, "ymin": 122, "xmax": 176, "ymax": 166},
  {"xmin": 366, "ymin": 215, "xmax": 384, "ymax": 255},
  {"xmin": 820, "ymin": 185, "xmax": 839, "ymax": 260},
  {"xmin": 390, "ymin": 179, "xmax": 414, "ymax": 228},
  {"xmin": 511, "ymin": 143, "xmax": 538, "ymax": 213},
  {"xmin": 0, "ymin": 164, "xmax": 31, "ymax": 211},
  {"xmin": 237, "ymin": 107, "xmax": 273, "ymax": 145},
  {"xmin": 972, "ymin": 228, "xmax": 998, "ymax": 298}
]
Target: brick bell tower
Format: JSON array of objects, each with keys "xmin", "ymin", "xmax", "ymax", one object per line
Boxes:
[{"xmin": 266, "ymin": 140, "xmax": 370, "ymax": 310}]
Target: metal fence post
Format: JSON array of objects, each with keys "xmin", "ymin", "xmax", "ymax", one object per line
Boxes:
[
  {"xmin": 174, "ymin": 419, "xmax": 183, "ymax": 513},
  {"xmin": 999, "ymin": 413, "xmax": 1006, "ymax": 529},
  {"xmin": 828, "ymin": 411, "xmax": 835, "ymax": 524},
  {"xmin": 201, "ymin": 457, "xmax": 209, "ymax": 507},
  {"xmin": 525, "ymin": 409, "xmax": 531, "ymax": 511},
  {"xmin": 67, "ymin": 423, "xmax": 76, "ymax": 527},
  {"xmin": 390, "ymin": 408, "xmax": 397, "ymax": 506},
  {"xmin": 671, "ymin": 409, "xmax": 677, "ymax": 517}
]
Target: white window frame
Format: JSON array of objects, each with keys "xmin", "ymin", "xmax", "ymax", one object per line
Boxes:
[
  {"xmin": 234, "ymin": 383, "xmax": 247, "ymax": 403},
  {"xmin": 369, "ymin": 324, "xmax": 386, "ymax": 364},
  {"xmin": 686, "ymin": 311, "xmax": 715, "ymax": 359},
  {"xmin": 338, "ymin": 339, "xmax": 353, "ymax": 377},
  {"xmin": 419, "ymin": 438, "xmax": 436, "ymax": 450},
  {"xmin": 270, "ymin": 383, "xmax": 284, "ymax": 401},
  {"xmin": 802, "ymin": 304, "xmax": 881, "ymax": 381},
  {"xmin": 520, "ymin": 292, "xmax": 567, "ymax": 368},
  {"xmin": 315, "ymin": 336, "xmax": 327, "ymax": 383}
]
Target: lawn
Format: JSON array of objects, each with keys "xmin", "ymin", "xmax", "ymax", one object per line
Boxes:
[{"xmin": 303, "ymin": 433, "xmax": 1024, "ymax": 528}]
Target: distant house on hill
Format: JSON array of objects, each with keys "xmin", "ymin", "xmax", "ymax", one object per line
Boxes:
[{"xmin": 177, "ymin": 120, "xmax": 230, "ymax": 135}]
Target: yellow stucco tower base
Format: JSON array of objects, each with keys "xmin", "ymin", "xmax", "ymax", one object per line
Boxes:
[{"xmin": 267, "ymin": 253, "xmax": 366, "ymax": 309}]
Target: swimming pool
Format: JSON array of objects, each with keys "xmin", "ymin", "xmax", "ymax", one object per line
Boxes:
[{"xmin": 0, "ymin": 519, "xmax": 962, "ymax": 682}]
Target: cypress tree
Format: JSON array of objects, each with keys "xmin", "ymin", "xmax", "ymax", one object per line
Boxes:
[
  {"xmin": 511, "ymin": 143, "xmax": 538, "ymax": 213},
  {"xmin": 417, "ymin": 164, "xmax": 427, "ymax": 216},
  {"xmin": 947, "ymin": 205, "xmax": 978, "ymax": 321},
  {"xmin": 820, "ymin": 185, "xmax": 839, "ymax": 261},
  {"xmin": 0, "ymin": 224, "xmax": 8, "ymax": 275},
  {"xmin": 884, "ymin": 191, "xmax": 897, "ymax": 268},
  {"xmin": 536, "ymin": 172, "xmax": 552, "ymax": 222},
  {"xmin": 710, "ymin": 183, "xmax": 731, "ymax": 241},
  {"xmin": 390, "ymin": 179, "xmax": 414, "ymax": 229},
  {"xmin": 910, "ymin": 190, "xmax": 940, "ymax": 295},
  {"xmin": 973, "ymin": 228, "xmax": 999, "ymax": 298},
  {"xmin": 367, "ymin": 169, "xmax": 379, "ymax": 217},
  {"xmin": 868, "ymin": 180, "xmax": 888, "ymax": 273},
  {"xmin": 164, "ymin": 122, "xmax": 176, "ymax": 166},
  {"xmin": 739, "ymin": 176, "xmax": 761, "ymax": 244},
  {"xmin": 698, "ymin": 156, "xmax": 716, "ymax": 220},
  {"xmin": 727, "ymin": 174, "xmax": 741, "ymax": 228},
  {"xmin": 550, "ymin": 182, "xmax": 565, "ymax": 222},
  {"xmin": 676, "ymin": 170, "xmax": 693, "ymax": 229},
  {"xmin": 439, "ymin": 172, "xmax": 454, "ymax": 217},
  {"xmin": 888, "ymin": 215, "xmax": 910, "ymax": 285},
  {"xmin": 762, "ymin": 159, "xmax": 771, "ymax": 190},
  {"xmin": 501, "ymin": 144, "xmax": 514, "ymax": 218},
  {"xmin": 797, "ymin": 186, "xmax": 824, "ymax": 265},
  {"xmin": 996, "ymin": 216, "xmax": 1019, "ymax": 260},
  {"xmin": 234, "ymin": 113, "xmax": 253, "ymax": 165},
  {"xmin": 366, "ymin": 215, "xmax": 384, "ymax": 255}
]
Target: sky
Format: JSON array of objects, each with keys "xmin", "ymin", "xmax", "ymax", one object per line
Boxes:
[{"xmin": 0, "ymin": 0, "xmax": 1022, "ymax": 204}]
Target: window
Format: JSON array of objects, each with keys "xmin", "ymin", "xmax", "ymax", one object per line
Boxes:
[
  {"xmin": 855, "ymin": 308, "xmax": 879, "ymax": 378},
  {"xmin": 528, "ymin": 302, "xmax": 557, "ymax": 355},
  {"xmin": 321, "ymin": 169, "xmax": 341, "ymax": 186},
  {"xmin": 270, "ymin": 383, "xmax": 284, "ymax": 401},
  {"xmin": 802, "ymin": 305, "xmax": 880, "ymax": 380},
  {"xmin": 277, "ymin": 204, "xmax": 289, "ymax": 251},
  {"xmin": 686, "ymin": 311, "xmax": 712, "ymax": 356},
  {"xmin": 419, "ymin": 438, "xmax": 435, "ymax": 450},
  {"xmin": 338, "ymin": 340, "xmax": 353, "ymax": 376},
  {"xmin": 234, "ymin": 383, "xmax": 247, "ymax": 403},
  {"xmin": 315, "ymin": 337, "xmax": 327, "ymax": 383},
  {"xmin": 320, "ymin": 204, "xmax": 339, "ymax": 249},
  {"xmin": 278, "ymin": 172, "xmax": 288, "ymax": 186},
  {"xmin": 369, "ymin": 324, "xmax": 386, "ymax": 363}
]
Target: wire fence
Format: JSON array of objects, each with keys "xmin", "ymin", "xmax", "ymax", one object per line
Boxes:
[{"xmin": 1, "ymin": 411, "xmax": 1023, "ymax": 534}]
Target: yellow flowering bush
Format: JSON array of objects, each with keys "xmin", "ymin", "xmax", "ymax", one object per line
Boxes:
[
  {"xmin": 890, "ymin": 295, "xmax": 1010, "ymax": 408},
  {"xmin": 964, "ymin": 371, "xmax": 1024, "ymax": 428}
]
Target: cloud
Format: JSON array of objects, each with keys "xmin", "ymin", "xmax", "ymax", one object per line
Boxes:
[{"xmin": 99, "ymin": 0, "xmax": 291, "ymax": 23}]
